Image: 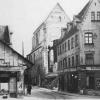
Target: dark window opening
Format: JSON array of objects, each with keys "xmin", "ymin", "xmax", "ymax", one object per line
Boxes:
[
  {"xmin": 72, "ymin": 56, "xmax": 74, "ymax": 67},
  {"xmin": 71, "ymin": 37, "xmax": 74, "ymax": 49},
  {"xmin": 85, "ymin": 53, "xmax": 94, "ymax": 65},
  {"xmin": 97, "ymin": 12, "xmax": 100, "ymax": 21},
  {"xmin": 91, "ymin": 12, "xmax": 95, "ymax": 21},
  {"xmin": 75, "ymin": 35, "xmax": 78, "ymax": 47},
  {"xmin": 68, "ymin": 40, "xmax": 70, "ymax": 50}
]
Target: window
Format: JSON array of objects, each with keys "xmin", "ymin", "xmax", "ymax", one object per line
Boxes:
[
  {"xmin": 68, "ymin": 40, "xmax": 70, "ymax": 50},
  {"xmin": 71, "ymin": 37, "xmax": 74, "ymax": 49},
  {"xmin": 63, "ymin": 58, "xmax": 66, "ymax": 69},
  {"xmin": 59, "ymin": 16, "xmax": 61, "ymax": 22},
  {"xmin": 61, "ymin": 61, "xmax": 63, "ymax": 70},
  {"xmin": 58, "ymin": 61, "xmax": 60, "ymax": 71},
  {"xmin": 91, "ymin": 12, "xmax": 95, "ymax": 21},
  {"xmin": 72, "ymin": 56, "xmax": 74, "ymax": 67},
  {"xmin": 76, "ymin": 55, "xmax": 79, "ymax": 66},
  {"xmin": 65, "ymin": 42, "xmax": 67, "ymax": 52},
  {"xmin": 85, "ymin": 53, "xmax": 94, "ymax": 65},
  {"xmin": 75, "ymin": 35, "xmax": 78, "ymax": 47},
  {"xmin": 85, "ymin": 32, "xmax": 93, "ymax": 44},
  {"xmin": 97, "ymin": 12, "xmax": 100, "ymax": 20},
  {"xmin": 65, "ymin": 57, "xmax": 67, "ymax": 68},
  {"xmin": 60, "ymin": 45, "xmax": 61, "ymax": 54},
  {"xmin": 62, "ymin": 43, "xmax": 64, "ymax": 53},
  {"xmin": 57, "ymin": 46, "xmax": 59, "ymax": 56},
  {"xmin": 68, "ymin": 58, "xmax": 70, "ymax": 67}
]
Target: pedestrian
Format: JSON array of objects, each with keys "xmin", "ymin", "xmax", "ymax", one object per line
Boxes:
[{"xmin": 27, "ymin": 85, "xmax": 32, "ymax": 95}]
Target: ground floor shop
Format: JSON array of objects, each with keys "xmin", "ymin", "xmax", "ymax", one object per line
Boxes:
[
  {"xmin": 58, "ymin": 69, "xmax": 100, "ymax": 93},
  {"xmin": 0, "ymin": 66, "xmax": 26, "ymax": 98}
]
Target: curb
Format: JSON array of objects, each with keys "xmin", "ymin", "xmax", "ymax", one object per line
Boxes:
[{"xmin": 54, "ymin": 91, "xmax": 100, "ymax": 98}]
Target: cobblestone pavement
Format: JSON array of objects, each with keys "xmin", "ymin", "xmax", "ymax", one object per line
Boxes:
[{"xmin": 0, "ymin": 87, "xmax": 100, "ymax": 100}]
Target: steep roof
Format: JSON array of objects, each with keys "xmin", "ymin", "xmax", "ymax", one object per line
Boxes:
[
  {"xmin": 76, "ymin": 0, "xmax": 92, "ymax": 20},
  {"xmin": 56, "ymin": 24, "xmax": 79, "ymax": 46},
  {"xmin": 45, "ymin": 3, "xmax": 70, "ymax": 22},
  {"xmin": 33, "ymin": 3, "xmax": 70, "ymax": 35},
  {"xmin": 0, "ymin": 39, "xmax": 33, "ymax": 67}
]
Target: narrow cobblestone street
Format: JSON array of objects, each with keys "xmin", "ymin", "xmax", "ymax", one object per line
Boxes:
[{"xmin": 0, "ymin": 87, "xmax": 100, "ymax": 100}]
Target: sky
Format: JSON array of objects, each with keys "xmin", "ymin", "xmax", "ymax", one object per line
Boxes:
[{"xmin": 0, "ymin": 0, "xmax": 89, "ymax": 56}]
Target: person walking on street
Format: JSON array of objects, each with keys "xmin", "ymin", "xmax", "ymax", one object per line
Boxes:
[{"xmin": 27, "ymin": 85, "xmax": 32, "ymax": 95}]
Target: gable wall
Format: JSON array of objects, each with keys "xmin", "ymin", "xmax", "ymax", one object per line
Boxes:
[{"xmin": 79, "ymin": 0, "xmax": 100, "ymax": 65}]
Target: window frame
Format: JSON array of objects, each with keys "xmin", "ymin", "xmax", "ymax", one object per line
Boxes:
[
  {"xmin": 84, "ymin": 32, "xmax": 93, "ymax": 44},
  {"xmin": 68, "ymin": 40, "xmax": 70, "ymax": 50},
  {"xmin": 91, "ymin": 11, "xmax": 95, "ymax": 21},
  {"xmin": 76, "ymin": 55, "xmax": 79, "ymax": 66},
  {"xmin": 97, "ymin": 11, "xmax": 100, "ymax": 21},
  {"xmin": 75, "ymin": 34, "xmax": 78, "ymax": 47},
  {"xmin": 72, "ymin": 56, "xmax": 74, "ymax": 67},
  {"xmin": 85, "ymin": 53, "xmax": 94, "ymax": 65},
  {"xmin": 68, "ymin": 57, "xmax": 70, "ymax": 67},
  {"xmin": 71, "ymin": 37, "xmax": 74, "ymax": 49}
]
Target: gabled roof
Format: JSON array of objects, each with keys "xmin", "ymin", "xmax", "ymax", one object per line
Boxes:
[
  {"xmin": 33, "ymin": 22, "xmax": 44, "ymax": 35},
  {"xmin": 56, "ymin": 24, "xmax": 79, "ymax": 46},
  {"xmin": 0, "ymin": 40, "xmax": 33, "ymax": 67},
  {"xmin": 45, "ymin": 3, "xmax": 70, "ymax": 22},
  {"xmin": 33, "ymin": 3, "xmax": 70, "ymax": 35},
  {"xmin": 76, "ymin": 0, "xmax": 92, "ymax": 20}
]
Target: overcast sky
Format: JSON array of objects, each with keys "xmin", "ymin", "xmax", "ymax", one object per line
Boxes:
[{"xmin": 0, "ymin": 0, "xmax": 89, "ymax": 56}]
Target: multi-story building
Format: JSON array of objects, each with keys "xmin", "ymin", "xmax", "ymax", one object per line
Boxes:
[
  {"xmin": 28, "ymin": 3, "xmax": 70, "ymax": 86},
  {"xmin": 57, "ymin": 0, "xmax": 100, "ymax": 92}
]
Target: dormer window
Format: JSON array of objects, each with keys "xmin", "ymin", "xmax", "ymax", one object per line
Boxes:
[
  {"xmin": 91, "ymin": 12, "xmax": 95, "ymax": 21},
  {"xmin": 97, "ymin": 12, "xmax": 100, "ymax": 21}
]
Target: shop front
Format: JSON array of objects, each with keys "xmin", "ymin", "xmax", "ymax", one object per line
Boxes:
[{"xmin": 0, "ymin": 66, "xmax": 26, "ymax": 98}]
